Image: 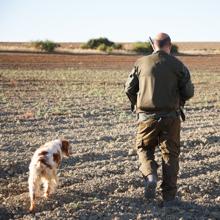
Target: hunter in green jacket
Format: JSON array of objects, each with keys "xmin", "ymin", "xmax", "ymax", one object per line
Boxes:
[{"xmin": 125, "ymin": 33, "xmax": 194, "ymax": 206}]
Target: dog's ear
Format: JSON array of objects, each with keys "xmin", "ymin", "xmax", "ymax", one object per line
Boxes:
[{"xmin": 61, "ymin": 139, "xmax": 70, "ymax": 156}]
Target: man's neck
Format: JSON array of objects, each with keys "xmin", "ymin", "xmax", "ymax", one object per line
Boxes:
[{"xmin": 154, "ymin": 48, "xmax": 170, "ymax": 54}]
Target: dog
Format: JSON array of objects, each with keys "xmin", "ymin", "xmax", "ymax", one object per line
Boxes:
[{"xmin": 28, "ymin": 139, "xmax": 70, "ymax": 212}]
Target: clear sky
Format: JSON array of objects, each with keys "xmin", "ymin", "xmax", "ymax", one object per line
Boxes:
[{"xmin": 0, "ymin": 0, "xmax": 220, "ymax": 42}]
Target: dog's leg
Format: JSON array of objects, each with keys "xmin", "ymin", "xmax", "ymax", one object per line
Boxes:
[
  {"xmin": 51, "ymin": 178, "xmax": 58, "ymax": 194},
  {"xmin": 54, "ymin": 171, "xmax": 59, "ymax": 186},
  {"xmin": 28, "ymin": 175, "xmax": 40, "ymax": 212},
  {"xmin": 45, "ymin": 170, "xmax": 58, "ymax": 198},
  {"xmin": 52, "ymin": 170, "xmax": 58, "ymax": 192},
  {"xmin": 43, "ymin": 178, "xmax": 51, "ymax": 199},
  {"xmin": 29, "ymin": 195, "xmax": 35, "ymax": 212}
]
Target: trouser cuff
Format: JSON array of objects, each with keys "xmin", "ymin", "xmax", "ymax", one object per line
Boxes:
[{"xmin": 139, "ymin": 163, "xmax": 158, "ymax": 178}]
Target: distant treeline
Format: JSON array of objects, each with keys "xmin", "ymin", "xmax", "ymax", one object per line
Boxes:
[{"xmin": 28, "ymin": 38, "xmax": 179, "ymax": 54}]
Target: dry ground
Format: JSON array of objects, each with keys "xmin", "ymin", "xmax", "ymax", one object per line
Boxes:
[
  {"xmin": 0, "ymin": 53, "xmax": 220, "ymax": 219},
  {"xmin": 1, "ymin": 52, "xmax": 220, "ymax": 71}
]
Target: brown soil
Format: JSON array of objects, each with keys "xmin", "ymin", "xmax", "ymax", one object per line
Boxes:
[{"xmin": 1, "ymin": 52, "xmax": 220, "ymax": 72}]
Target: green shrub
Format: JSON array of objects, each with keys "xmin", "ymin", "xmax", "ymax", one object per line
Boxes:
[
  {"xmin": 96, "ymin": 44, "xmax": 115, "ymax": 53},
  {"xmin": 171, "ymin": 44, "xmax": 179, "ymax": 53},
  {"xmin": 106, "ymin": 46, "xmax": 113, "ymax": 53},
  {"xmin": 113, "ymin": 43, "xmax": 122, "ymax": 50},
  {"xmin": 132, "ymin": 42, "xmax": 153, "ymax": 54},
  {"xmin": 97, "ymin": 44, "xmax": 108, "ymax": 52},
  {"xmin": 32, "ymin": 40, "xmax": 60, "ymax": 52},
  {"xmin": 80, "ymin": 43, "xmax": 89, "ymax": 49},
  {"xmin": 131, "ymin": 42, "xmax": 179, "ymax": 54},
  {"xmin": 82, "ymin": 37, "xmax": 121, "ymax": 51},
  {"xmin": 86, "ymin": 38, "xmax": 114, "ymax": 49}
]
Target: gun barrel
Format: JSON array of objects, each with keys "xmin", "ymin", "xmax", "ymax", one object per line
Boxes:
[{"xmin": 149, "ymin": 36, "xmax": 155, "ymax": 51}]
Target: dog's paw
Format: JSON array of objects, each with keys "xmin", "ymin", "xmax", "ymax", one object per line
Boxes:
[
  {"xmin": 29, "ymin": 203, "xmax": 35, "ymax": 213},
  {"xmin": 44, "ymin": 192, "xmax": 49, "ymax": 199}
]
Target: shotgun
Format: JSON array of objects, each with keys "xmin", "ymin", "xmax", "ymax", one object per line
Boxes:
[{"xmin": 149, "ymin": 36, "xmax": 155, "ymax": 51}]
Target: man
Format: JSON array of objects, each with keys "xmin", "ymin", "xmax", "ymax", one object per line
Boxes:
[{"xmin": 125, "ymin": 33, "xmax": 194, "ymax": 206}]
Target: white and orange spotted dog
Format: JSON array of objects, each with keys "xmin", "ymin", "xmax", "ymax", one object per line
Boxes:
[{"xmin": 28, "ymin": 139, "xmax": 70, "ymax": 212}]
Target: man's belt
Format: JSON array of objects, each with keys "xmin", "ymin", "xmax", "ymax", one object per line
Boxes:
[{"xmin": 138, "ymin": 110, "xmax": 180, "ymax": 122}]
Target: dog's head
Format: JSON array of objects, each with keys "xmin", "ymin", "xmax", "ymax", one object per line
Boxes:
[{"xmin": 60, "ymin": 139, "xmax": 71, "ymax": 156}]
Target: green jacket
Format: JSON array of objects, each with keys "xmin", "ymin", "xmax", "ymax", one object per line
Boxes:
[{"xmin": 125, "ymin": 50, "xmax": 194, "ymax": 113}]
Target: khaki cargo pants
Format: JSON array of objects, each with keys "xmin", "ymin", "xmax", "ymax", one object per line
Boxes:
[{"xmin": 136, "ymin": 117, "xmax": 180, "ymax": 201}]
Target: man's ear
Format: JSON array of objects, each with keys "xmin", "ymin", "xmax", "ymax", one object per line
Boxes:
[{"xmin": 61, "ymin": 140, "xmax": 70, "ymax": 156}]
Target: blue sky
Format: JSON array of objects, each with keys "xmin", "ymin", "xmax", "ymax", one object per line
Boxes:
[{"xmin": 0, "ymin": 0, "xmax": 220, "ymax": 42}]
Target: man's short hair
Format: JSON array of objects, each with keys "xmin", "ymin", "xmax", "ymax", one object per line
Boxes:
[{"xmin": 155, "ymin": 36, "xmax": 171, "ymax": 48}]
